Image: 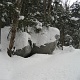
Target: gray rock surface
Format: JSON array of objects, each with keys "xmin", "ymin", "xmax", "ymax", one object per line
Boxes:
[
  {"xmin": 14, "ymin": 45, "xmax": 32, "ymax": 57},
  {"xmin": 14, "ymin": 41, "xmax": 57, "ymax": 57},
  {"xmin": 31, "ymin": 41, "xmax": 57, "ymax": 54}
]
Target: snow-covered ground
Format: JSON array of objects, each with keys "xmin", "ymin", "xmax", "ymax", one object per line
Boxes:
[
  {"xmin": 1, "ymin": 26, "xmax": 80, "ymax": 80},
  {"xmin": 0, "ymin": 45, "xmax": 80, "ymax": 80}
]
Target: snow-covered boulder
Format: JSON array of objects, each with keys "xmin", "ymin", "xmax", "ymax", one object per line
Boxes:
[
  {"xmin": 1, "ymin": 26, "xmax": 60, "ymax": 57},
  {"xmin": 14, "ymin": 32, "xmax": 32, "ymax": 57},
  {"xmin": 31, "ymin": 41, "xmax": 57, "ymax": 54},
  {"xmin": 1, "ymin": 27, "xmax": 32, "ymax": 57},
  {"xmin": 14, "ymin": 45, "xmax": 31, "ymax": 57},
  {"xmin": 28, "ymin": 26, "xmax": 60, "ymax": 54}
]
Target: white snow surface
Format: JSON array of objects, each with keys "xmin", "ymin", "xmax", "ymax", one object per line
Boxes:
[
  {"xmin": 0, "ymin": 46, "xmax": 80, "ymax": 80},
  {"xmin": 0, "ymin": 3, "xmax": 3, "ymax": 6}
]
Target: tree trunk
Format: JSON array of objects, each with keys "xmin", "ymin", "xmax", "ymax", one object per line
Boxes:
[
  {"xmin": 62, "ymin": 25, "xmax": 64, "ymax": 50},
  {"xmin": 60, "ymin": 23, "xmax": 64, "ymax": 50},
  {"xmin": 7, "ymin": 0, "xmax": 22, "ymax": 57},
  {"xmin": 43, "ymin": 0, "xmax": 47, "ymax": 23},
  {"xmin": 48, "ymin": 0, "xmax": 52, "ymax": 16}
]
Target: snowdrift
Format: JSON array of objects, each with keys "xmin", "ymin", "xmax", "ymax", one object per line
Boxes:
[{"xmin": 0, "ymin": 46, "xmax": 80, "ymax": 80}]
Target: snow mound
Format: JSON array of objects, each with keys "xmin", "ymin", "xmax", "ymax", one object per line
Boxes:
[
  {"xmin": 14, "ymin": 31, "xmax": 31, "ymax": 50},
  {"xmin": 54, "ymin": 46, "xmax": 75, "ymax": 54},
  {"xmin": 30, "ymin": 27, "xmax": 60, "ymax": 47},
  {"xmin": 1, "ymin": 27, "xmax": 31, "ymax": 51}
]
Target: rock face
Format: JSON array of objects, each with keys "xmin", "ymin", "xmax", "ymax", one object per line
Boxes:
[
  {"xmin": 14, "ymin": 45, "xmax": 32, "ymax": 57},
  {"xmin": 31, "ymin": 41, "xmax": 57, "ymax": 54}
]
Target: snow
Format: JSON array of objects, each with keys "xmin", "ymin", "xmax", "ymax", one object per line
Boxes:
[
  {"xmin": 1, "ymin": 26, "xmax": 80, "ymax": 80},
  {"xmin": 35, "ymin": 20, "xmax": 42, "ymax": 29},
  {"xmin": 1, "ymin": 27, "xmax": 31, "ymax": 50},
  {"xmin": 1, "ymin": 17, "xmax": 6, "ymax": 22},
  {"xmin": 19, "ymin": 16, "xmax": 24, "ymax": 20},
  {"xmin": 15, "ymin": 8, "xmax": 20, "ymax": 14},
  {"xmin": 14, "ymin": 31, "xmax": 31, "ymax": 50},
  {"xmin": 0, "ymin": 45, "xmax": 80, "ymax": 80},
  {"xmin": 52, "ymin": 16, "xmax": 54, "ymax": 20},
  {"xmin": 7, "ymin": 2, "xmax": 12, "ymax": 6},
  {"xmin": 34, "ymin": 11, "xmax": 40, "ymax": 16},
  {"xmin": 2, "ymin": 12, "xmax": 7, "ymax": 16},
  {"xmin": 30, "ymin": 27, "xmax": 60, "ymax": 47},
  {"xmin": 62, "ymin": 0, "xmax": 79, "ymax": 5},
  {"xmin": 71, "ymin": 17, "xmax": 79, "ymax": 21}
]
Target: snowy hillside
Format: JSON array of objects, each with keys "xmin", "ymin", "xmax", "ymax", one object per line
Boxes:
[{"xmin": 0, "ymin": 46, "xmax": 80, "ymax": 80}]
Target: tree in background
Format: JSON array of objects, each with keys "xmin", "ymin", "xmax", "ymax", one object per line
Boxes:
[
  {"xmin": 51, "ymin": 0, "xmax": 71, "ymax": 49},
  {"xmin": 70, "ymin": 1, "xmax": 80, "ymax": 48}
]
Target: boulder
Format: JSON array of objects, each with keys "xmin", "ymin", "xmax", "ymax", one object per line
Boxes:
[
  {"xmin": 31, "ymin": 41, "xmax": 57, "ymax": 54},
  {"xmin": 13, "ymin": 32, "xmax": 32, "ymax": 57},
  {"xmin": 28, "ymin": 26, "xmax": 60, "ymax": 54},
  {"xmin": 14, "ymin": 45, "xmax": 31, "ymax": 57},
  {"xmin": 1, "ymin": 26, "xmax": 60, "ymax": 57},
  {"xmin": 1, "ymin": 27, "xmax": 32, "ymax": 57}
]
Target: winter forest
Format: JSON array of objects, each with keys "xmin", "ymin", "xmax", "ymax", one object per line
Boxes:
[{"xmin": 0, "ymin": 0, "xmax": 80, "ymax": 80}]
